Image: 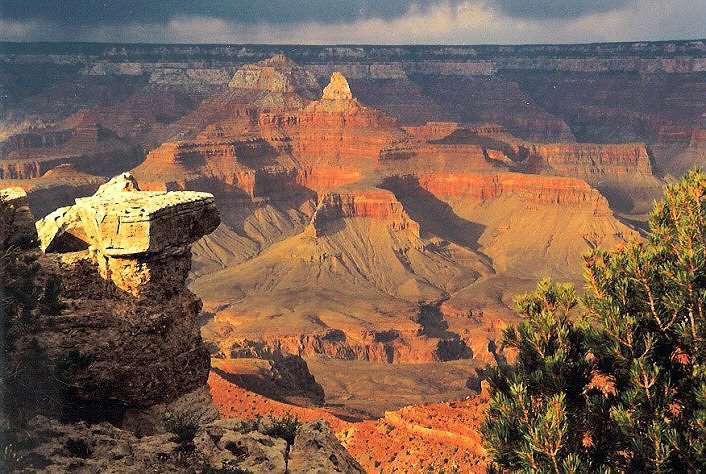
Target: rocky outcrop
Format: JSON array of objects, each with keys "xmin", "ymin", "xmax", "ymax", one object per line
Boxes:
[
  {"xmin": 2, "ymin": 177, "xmax": 219, "ymax": 420},
  {"xmin": 10, "ymin": 415, "xmax": 363, "ymax": 474},
  {"xmin": 2, "ymin": 179, "xmax": 363, "ymax": 473},
  {"xmin": 307, "ymin": 188, "xmax": 420, "ymax": 238},
  {"xmin": 524, "ymin": 143, "xmax": 653, "ymax": 177},
  {"xmin": 214, "ymin": 347, "xmax": 326, "ymax": 407},
  {"xmin": 37, "ymin": 173, "xmax": 220, "ymax": 297},
  {"xmin": 322, "ymin": 72, "xmax": 353, "ymax": 101},
  {"xmin": 0, "ymin": 187, "xmax": 37, "ymax": 241},
  {"xmin": 405, "ymin": 172, "xmax": 612, "ymax": 214},
  {"xmin": 228, "ymin": 53, "xmax": 320, "ymax": 100},
  {"xmin": 288, "ymin": 421, "xmax": 366, "ymax": 473}
]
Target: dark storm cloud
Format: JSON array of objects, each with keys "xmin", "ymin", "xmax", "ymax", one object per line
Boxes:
[
  {"xmin": 0, "ymin": 0, "xmax": 703, "ymax": 44},
  {"xmin": 0, "ymin": 0, "xmax": 461, "ymax": 26},
  {"xmin": 493, "ymin": 0, "xmax": 632, "ymax": 19}
]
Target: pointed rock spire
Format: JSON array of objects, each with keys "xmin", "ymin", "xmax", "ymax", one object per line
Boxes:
[{"xmin": 322, "ymin": 72, "xmax": 353, "ymax": 101}]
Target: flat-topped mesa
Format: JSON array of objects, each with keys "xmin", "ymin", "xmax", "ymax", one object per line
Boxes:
[
  {"xmin": 306, "ymin": 188, "xmax": 420, "ymax": 237},
  {"xmin": 415, "ymin": 172, "xmax": 612, "ymax": 215},
  {"xmin": 142, "ymin": 141, "xmax": 237, "ymax": 168},
  {"xmin": 228, "ymin": 53, "xmax": 320, "ymax": 99},
  {"xmin": 524, "ymin": 143, "xmax": 654, "ymax": 177},
  {"xmin": 37, "ymin": 173, "xmax": 220, "ymax": 297}
]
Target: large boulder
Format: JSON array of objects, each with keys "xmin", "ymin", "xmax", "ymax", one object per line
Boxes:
[{"xmin": 288, "ymin": 421, "xmax": 366, "ymax": 473}]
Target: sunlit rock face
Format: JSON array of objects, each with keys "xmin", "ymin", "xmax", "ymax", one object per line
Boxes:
[
  {"xmin": 37, "ymin": 172, "xmax": 220, "ymax": 297},
  {"xmin": 2, "ymin": 178, "xmax": 221, "ymax": 413},
  {"xmin": 228, "ymin": 53, "xmax": 320, "ymax": 99},
  {"xmin": 321, "ymin": 72, "xmax": 353, "ymax": 101},
  {"xmin": 307, "ymin": 188, "xmax": 420, "ymax": 238}
]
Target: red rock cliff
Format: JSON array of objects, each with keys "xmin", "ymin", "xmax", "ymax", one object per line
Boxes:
[
  {"xmin": 524, "ymin": 143, "xmax": 653, "ymax": 177},
  {"xmin": 307, "ymin": 188, "xmax": 420, "ymax": 237},
  {"xmin": 415, "ymin": 172, "xmax": 611, "ymax": 215}
]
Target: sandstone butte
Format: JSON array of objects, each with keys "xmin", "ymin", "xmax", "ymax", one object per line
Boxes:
[{"xmin": 306, "ymin": 188, "xmax": 421, "ymax": 237}]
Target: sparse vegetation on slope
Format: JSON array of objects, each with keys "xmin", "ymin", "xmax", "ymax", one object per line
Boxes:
[{"xmin": 482, "ymin": 170, "xmax": 706, "ymax": 472}]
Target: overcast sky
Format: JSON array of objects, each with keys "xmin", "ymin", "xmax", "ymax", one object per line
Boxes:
[{"xmin": 1, "ymin": 0, "xmax": 705, "ymax": 44}]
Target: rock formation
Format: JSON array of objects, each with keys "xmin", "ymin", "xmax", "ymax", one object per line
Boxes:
[
  {"xmin": 2, "ymin": 176, "xmax": 218, "ymax": 418},
  {"xmin": 307, "ymin": 188, "xmax": 420, "ymax": 237},
  {"xmin": 257, "ymin": 71, "xmax": 403, "ymax": 163},
  {"xmin": 322, "ymin": 71, "xmax": 353, "ymax": 101},
  {"xmin": 0, "ymin": 119, "xmax": 140, "ymax": 180},
  {"xmin": 521, "ymin": 143, "xmax": 662, "ymax": 211},
  {"xmin": 415, "ymin": 172, "xmax": 612, "ymax": 214},
  {"xmin": 524, "ymin": 143, "xmax": 653, "ymax": 176},
  {"xmin": 0, "ymin": 186, "xmax": 37, "ymax": 241},
  {"xmin": 211, "ymin": 355, "xmax": 325, "ymax": 407},
  {"xmin": 11, "ymin": 415, "xmax": 364, "ymax": 473},
  {"xmin": 2, "ymin": 177, "xmax": 363, "ymax": 473},
  {"xmin": 228, "ymin": 53, "xmax": 320, "ymax": 100},
  {"xmin": 37, "ymin": 173, "xmax": 220, "ymax": 297},
  {"xmin": 0, "ymin": 164, "xmax": 107, "ymax": 218}
]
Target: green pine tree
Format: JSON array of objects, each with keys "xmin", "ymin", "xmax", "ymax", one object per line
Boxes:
[{"xmin": 482, "ymin": 170, "xmax": 706, "ymax": 473}]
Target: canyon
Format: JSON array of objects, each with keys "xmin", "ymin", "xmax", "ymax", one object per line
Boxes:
[{"xmin": 2, "ymin": 40, "xmax": 706, "ymax": 471}]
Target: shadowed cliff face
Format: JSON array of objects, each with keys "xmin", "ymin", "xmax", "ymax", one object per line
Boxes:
[{"xmin": 3, "ymin": 177, "xmax": 220, "ymax": 425}]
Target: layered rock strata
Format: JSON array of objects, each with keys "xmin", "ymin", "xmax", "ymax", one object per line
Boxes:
[
  {"xmin": 228, "ymin": 53, "xmax": 320, "ymax": 100},
  {"xmin": 307, "ymin": 188, "xmax": 420, "ymax": 237},
  {"xmin": 37, "ymin": 173, "xmax": 220, "ymax": 297},
  {"xmin": 524, "ymin": 143, "xmax": 653, "ymax": 177},
  {"xmin": 3, "ymin": 177, "xmax": 219, "ymax": 415},
  {"xmin": 266, "ymin": 72, "xmax": 403, "ymax": 162},
  {"xmin": 407, "ymin": 172, "xmax": 612, "ymax": 214}
]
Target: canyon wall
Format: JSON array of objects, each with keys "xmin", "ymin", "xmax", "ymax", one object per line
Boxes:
[
  {"xmin": 399, "ymin": 172, "xmax": 612, "ymax": 214},
  {"xmin": 521, "ymin": 143, "xmax": 662, "ymax": 211},
  {"xmin": 4, "ymin": 41, "xmax": 705, "ymax": 79},
  {"xmin": 524, "ymin": 143, "xmax": 654, "ymax": 177},
  {"xmin": 307, "ymin": 189, "xmax": 420, "ymax": 237}
]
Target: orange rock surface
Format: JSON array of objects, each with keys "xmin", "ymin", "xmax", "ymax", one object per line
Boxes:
[
  {"xmin": 525, "ymin": 142, "xmax": 653, "ymax": 177},
  {"xmin": 417, "ymin": 172, "xmax": 611, "ymax": 213},
  {"xmin": 308, "ymin": 188, "xmax": 420, "ymax": 237},
  {"xmin": 208, "ymin": 366, "xmax": 489, "ymax": 473}
]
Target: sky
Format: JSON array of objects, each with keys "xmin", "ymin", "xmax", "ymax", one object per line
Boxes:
[{"xmin": 0, "ymin": 0, "xmax": 705, "ymax": 45}]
